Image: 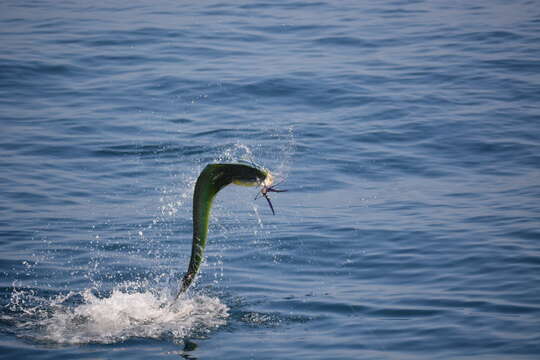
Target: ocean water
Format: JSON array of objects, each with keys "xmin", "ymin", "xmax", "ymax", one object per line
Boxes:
[{"xmin": 1, "ymin": 0, "xmax": 540, "ymax": 359}]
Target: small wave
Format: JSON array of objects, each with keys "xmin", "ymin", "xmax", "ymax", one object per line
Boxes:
[
  {"xmin": 314, "ymin": 36, "xmax": 379, "ymax": 48},
  {"xmin": 6, "ymin": 283, "xmax": 229, "ymax": 345},
  {"xmin": 94, "ymin": 143, "xmax": 207, "ymax": 157}
]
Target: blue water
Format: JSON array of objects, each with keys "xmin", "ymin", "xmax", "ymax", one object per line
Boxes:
[{"xmin": 1, "ymin": 0, "xmax": 540, "ymax": 358}]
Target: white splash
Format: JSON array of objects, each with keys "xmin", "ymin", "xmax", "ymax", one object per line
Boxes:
[{"xmin": 8, "ymin": 284, "xmax": 229, "ymax": 345}]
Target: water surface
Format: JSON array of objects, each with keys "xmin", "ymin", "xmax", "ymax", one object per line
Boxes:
[{"xmin": 1, "ymin": 1, "xmax": 540, "ymax": 359}]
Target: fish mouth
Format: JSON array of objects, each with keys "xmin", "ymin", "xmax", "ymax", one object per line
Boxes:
[
  {"xmin": 261, "ymin": 171, "xmax": 274, "ymax": 188},
  {"xmin": 256, "ymin": 172, "xmax": 287, "ymax": 216}
]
